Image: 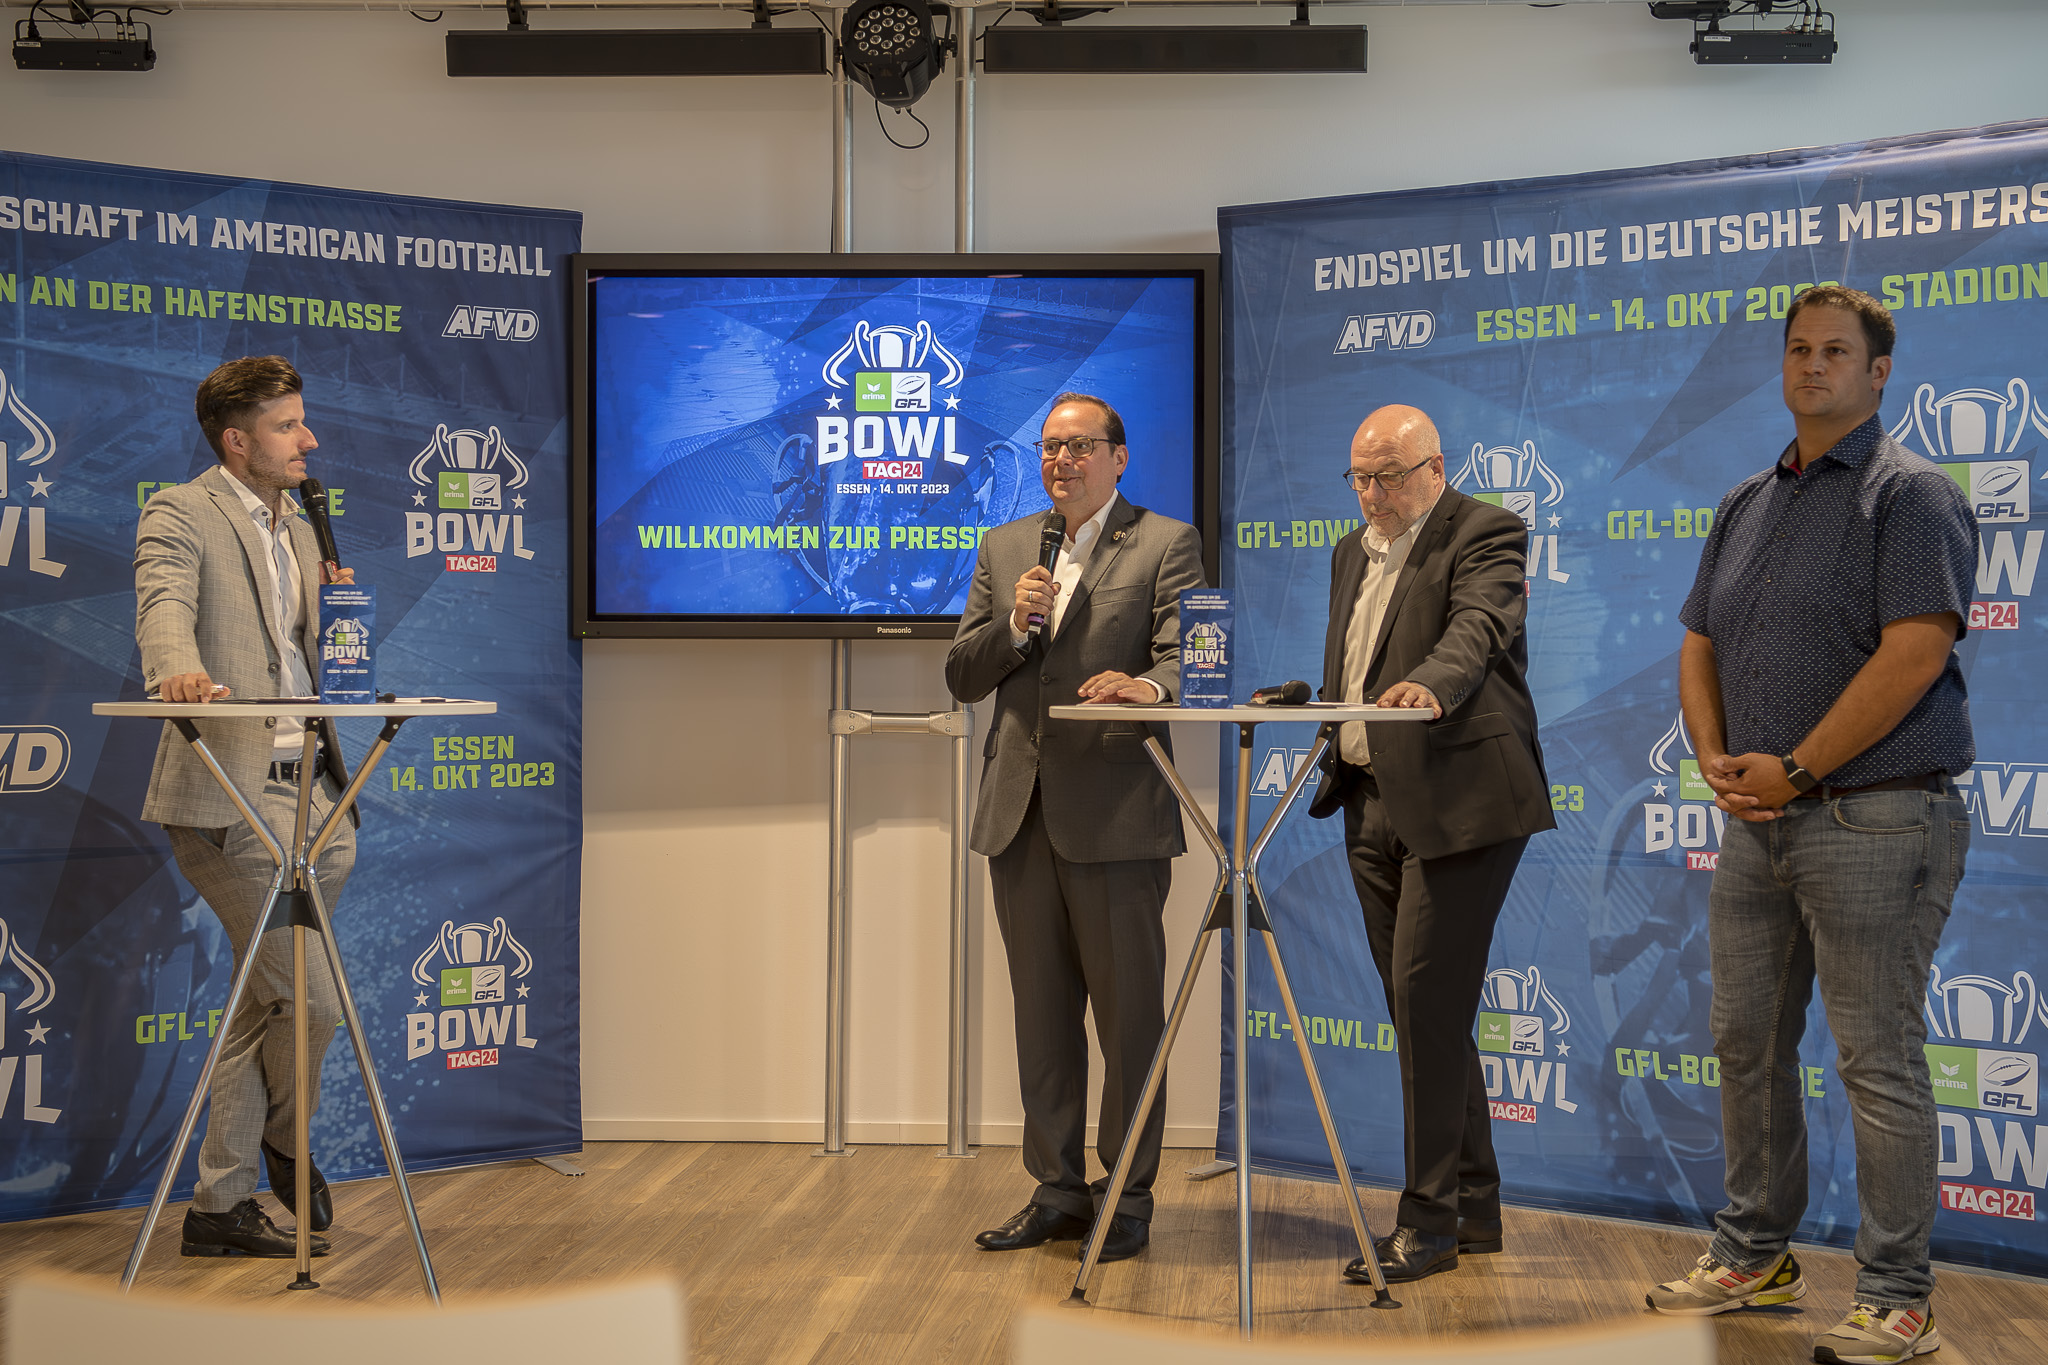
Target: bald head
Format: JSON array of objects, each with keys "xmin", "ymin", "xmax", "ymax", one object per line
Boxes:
[{"xmin": 1348, "ymin": 404, "xmax": 1446, "ymax": 541}]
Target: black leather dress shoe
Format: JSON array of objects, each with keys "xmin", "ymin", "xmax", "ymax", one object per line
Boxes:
[
  {"xmin": 262, "ymin": 1137, "xmax": 333, "ymax": 1232},
  {"xmin": 1344, "ymin": 1225, "xmax": 1458, "ymax": 1284},
  {"xmin": 1457, "ymin": 1215, "xmax": 1503, "ymax": 1254},
  {"xmin": 181, "ymin": 1198, "xmax": 331, "ymax": 1258},
  {"xmin": 1079, "ymin": 1214, "xmax": 1149, "ymax": 1264},
  {"xmin": 976, "ymin": 1202, "xmax": 1091, "ymax": 1250}
]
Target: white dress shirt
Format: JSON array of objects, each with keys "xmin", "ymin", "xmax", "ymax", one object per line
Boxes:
[
  {"xmin": 1337, "ymin": 488, "xmax": 1445, "ymax": 766},
  {"xmin": 1011, "ymin": 494, "xmax": 1164, "ymax": 702},
  {"xmin": 220, "ymin": 470, "xmax": 317, "ymax": 760}
]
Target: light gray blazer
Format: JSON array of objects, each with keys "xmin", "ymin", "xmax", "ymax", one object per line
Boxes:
[
  {"xmin": 945, "ymin": 497, "xmax": 1205, "ymax": 864},
  {"xmin": 135, "ymin": 464, "xmax": 353, "ymax": 829}
]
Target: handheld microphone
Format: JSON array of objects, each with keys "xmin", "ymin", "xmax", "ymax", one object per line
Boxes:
[
  {"xmin": 1249, "ymin": 679, "xmax": 1312, "ymax": 707},
  {"xmin": 1026, "ymin": 511, "xmax": 1067, "ymax": 643},
  {"xmin": 299, "ymin": 477, "xmax": 341, "ymax": 580}
]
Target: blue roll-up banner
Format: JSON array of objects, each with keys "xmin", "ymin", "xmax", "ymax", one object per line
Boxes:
[
  {"xmin": 0, "ymin": 150, "xmax": 583, "ymax": 1221},
  {"xmin": 1218, "ymin": 119, "xmax": 2048, "ymax": 1276}
]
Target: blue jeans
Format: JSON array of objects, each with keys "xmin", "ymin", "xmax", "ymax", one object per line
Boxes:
[{"xmin": 1705, "ymin": 785, "xmax": 1969, "ymax": 1309}]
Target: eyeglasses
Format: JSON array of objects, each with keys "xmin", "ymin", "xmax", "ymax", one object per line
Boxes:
[
  {"xmin": 1342, "ymin": 455, "xmax": 1434, "ymax": 493},
  {"xmin": 1040, "ymin": 435, "xmax": 1118, "ymax": 461}
]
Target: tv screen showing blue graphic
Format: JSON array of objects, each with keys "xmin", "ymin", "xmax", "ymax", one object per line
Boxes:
[{"xmin": 571, "ymin": 254, "xmax": 1218, "ymax": 639}]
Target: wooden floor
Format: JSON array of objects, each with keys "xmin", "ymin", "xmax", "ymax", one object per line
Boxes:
[{"xmin": 4, "ymin": 1142, "xmax": 2046, "ymax": 1363}]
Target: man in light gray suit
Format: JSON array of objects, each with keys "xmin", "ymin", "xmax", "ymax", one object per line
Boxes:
[
  {"xmin": 136, "ymin": 356, "xmax": 357, "ymax": 1258},
  {"xmin": 946, "ymin": 393, "xmax": 1204, "ymax": 1264}
]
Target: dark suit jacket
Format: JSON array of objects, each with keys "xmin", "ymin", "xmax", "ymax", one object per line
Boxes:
[
  {"xmin": 1307, "ymin": 487, "xmax": 1553, "ymax": 860},
  {"xmin": 945, "ymin": 497, "xmax": 1206, "ymax": 864}
]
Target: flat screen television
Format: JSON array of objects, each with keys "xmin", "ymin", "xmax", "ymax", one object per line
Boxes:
[{"xmin": 570, "ymin": 253, "xmax": 1219, "ymax": 639}]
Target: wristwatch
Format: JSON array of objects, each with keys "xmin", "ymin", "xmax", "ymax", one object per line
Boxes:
[{"xmin": 1780, "ymin": 753, "xmax": 1819, "ymax": 795}]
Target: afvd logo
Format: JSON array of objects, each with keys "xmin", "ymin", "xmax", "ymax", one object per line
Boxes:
[
  {"xmin": 404, "ymin": 917, "xmax": 539, "ymax": 1069},
  {"xmin": 0, "ymin": 915, "xmax": 62, "ymax": 1124},
  {"xmin": 0, "ymin": 365, "xmax": 67, "ymax": 579},
  {"xmin": 1476, "ymin": 963, "xmax": 1577, "ymax": 1120},
  {"xmin": 1449, "ymin": 440, "xmax": 1568, "ymax": 587}
]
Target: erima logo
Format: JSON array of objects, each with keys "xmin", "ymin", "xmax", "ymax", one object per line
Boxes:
[
  {"xmin": 1333, "ymin": 311, "xmax": 1434, "ymax": 354},
  {"xmin": 0, "ymin": 726, "xmax": 69, "ymax": 794},
  {"xmin": 442, "ymin": 306, "xmax": 539, "ymax": 342}
]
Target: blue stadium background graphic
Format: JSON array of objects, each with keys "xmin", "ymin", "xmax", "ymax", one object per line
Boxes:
[
  {"xmin": 1216, "ymin": 119, "xmax": 2048, "ymax": 1275},
  {"xmin": 0, "ymin": 149, "xmax": 583, "ymax": 1220}
]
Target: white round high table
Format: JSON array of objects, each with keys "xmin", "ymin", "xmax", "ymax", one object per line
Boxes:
[
  {"xmin": 1045, "ymin": 701, "xmax": 1432, "ymax": 1334},
  {"xmin": 93, "ymin": 698, "xmax": 495, "ymax": 1300}
]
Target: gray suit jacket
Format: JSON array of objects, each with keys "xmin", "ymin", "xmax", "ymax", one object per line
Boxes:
[
  {"xmin": 946, "ymin": 497, "xmax": 1205, "ymax": 864},
  {"xmin": 1307, "ymin": 487, "xmax": 1553, "ymax": 859},
  {"xmin": 136, "ymin": 464, "xmax": 353, "ymax": 829}
]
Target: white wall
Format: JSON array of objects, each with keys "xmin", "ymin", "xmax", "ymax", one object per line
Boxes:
[{"xmin": 7, "ymin": 0, "xmax": 2046, "ymax": 1150}]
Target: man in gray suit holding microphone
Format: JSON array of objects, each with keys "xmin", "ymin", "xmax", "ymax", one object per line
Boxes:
[
  {"xmin": 135, "ymin": 356, "xmax": 356, "ymax": 1258},
  {"xmin": 947, "ymin": 393, "xmax": 1204, "ymax": 1264}
]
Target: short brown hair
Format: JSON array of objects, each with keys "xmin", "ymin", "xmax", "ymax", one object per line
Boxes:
[
  {"xmin": 195, "ymin": 356, "xmax": 303, "ymax": 461},
  {"xmin": 1048, "ymin": 392, "xmax": 1126, "ymax": 448},
  {"xmin": 1784, "ymin": 284, "xmax": 1896, "ymax": 361}
]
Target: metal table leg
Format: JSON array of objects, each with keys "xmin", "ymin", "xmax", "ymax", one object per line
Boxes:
[{"xmin": 1068, "ymin": 720, "xmax": 1397, "ymax": 1332}]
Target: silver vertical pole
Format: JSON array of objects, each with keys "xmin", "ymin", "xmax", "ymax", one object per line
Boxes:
[
  {"xmin": 954, "ymin": 5, "xmax": 975, "ymax": 254},
  {"xmin": 941, "ymin": 2, "xmax": 976, "ymax": 1160},
  {"xmin": 820, "ymin": 639, "xmax": 856, "ymax": 1155},
  {"xmin": 831, "ymin": 28, "xmax": 853, "ymax": 254},
  {"xmin": 941, "ymin": 700, "xmax": 974, "ymax": 1157},
  {"xmin": 1232, "ymin": 723, "xmax": 1255, "ymax": 1337}
]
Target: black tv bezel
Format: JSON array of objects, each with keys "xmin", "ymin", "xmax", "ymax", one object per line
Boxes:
[{"xmin": 569, "ymin": 252, "xmax": 1221, "ymax": 641}]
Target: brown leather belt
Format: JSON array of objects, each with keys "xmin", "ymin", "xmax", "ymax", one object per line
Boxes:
[{"xmin": 1797, "ymin": 771, "xmax": 1946, "ymax": 801}]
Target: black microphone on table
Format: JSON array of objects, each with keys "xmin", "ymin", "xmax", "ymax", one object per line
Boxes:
[
  {"xmin": 299, "ymin": 477, "xmax": 341, "ymax": 581},
  {"xmin": 1025, "ymin": 511, "xmax": 1067, "ymax": 644},
  {"xmin": 1249, "ymin": 679, "xmax": 1311, "ymax": 707}
]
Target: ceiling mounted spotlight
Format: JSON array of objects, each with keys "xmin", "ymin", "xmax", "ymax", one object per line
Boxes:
[
  {"xmin": 1648, "ymin": 1, "xmax": 1836, "ymax": 65},
  {"xmin": 840, "ymin": 0, "xmax": 947, "ymax": 110}
]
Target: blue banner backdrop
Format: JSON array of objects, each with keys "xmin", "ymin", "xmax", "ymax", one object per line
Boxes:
[
  {"xmin": 0, "ymin": 150, "xmax": 583, "ymax": 1221},
  {"xmin": 1216, "ymin": 119, "xmax": 2048, "ymax": 1276}
]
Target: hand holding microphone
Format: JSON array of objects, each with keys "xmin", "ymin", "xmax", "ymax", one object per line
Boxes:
[{"xmin": 1012, "ymin": 511, "xmax": 1068, "ymax": 642}]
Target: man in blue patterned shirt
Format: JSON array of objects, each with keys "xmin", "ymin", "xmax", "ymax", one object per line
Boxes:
[{"xmin": 1645, "ymin": 286, "xmax": 1976, "ymax": 1365}]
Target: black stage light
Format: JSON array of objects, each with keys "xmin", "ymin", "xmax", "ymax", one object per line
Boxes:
[
  {"xmin": 840, "ymin": 0, "xmax": 945, "ymax": 109},
  {"xmin": 1647, "ymin": 2, "xmax": 1731, "ymax": 18},
  {"xmin": 13, "ymin": 17, "xmax": 155, "ymax": 71}
]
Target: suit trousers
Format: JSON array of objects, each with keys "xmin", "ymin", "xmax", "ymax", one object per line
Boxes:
[
  {"xmin": 1341, "ymin": 768, "xmax": 1526, "ymax": 1236},
  {"xmin": 989, "ymin": 787, "xmax": 1171, "ymax": 1223},
  {"xmin": 166, "ymin": 775, "xmax": 355, "ymax": 1213}
]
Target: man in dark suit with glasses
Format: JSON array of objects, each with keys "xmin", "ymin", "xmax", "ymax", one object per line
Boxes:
[
  {"xmin": 1307, "ymin": 403, "xmax": 1554, "ymax": 1285},
  {"xmin": 947, "ymin": 392, "xmax": 1204, "ymax": 1265}
]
